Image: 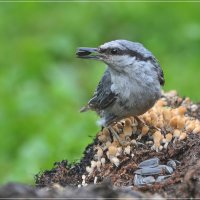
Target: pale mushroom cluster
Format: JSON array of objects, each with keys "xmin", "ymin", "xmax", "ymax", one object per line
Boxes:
[{"xmin": 83, "ymin": 91, "xmax": 200, "ymax": 184}]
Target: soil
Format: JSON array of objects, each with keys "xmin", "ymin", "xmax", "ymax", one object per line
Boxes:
[
  {"xmin": 34, "ymin": 135, "xmax": 200, "ymax": 198},
  {"xmin": 34, "ymin": 92, "xmax": 200, "ymax": 199}
]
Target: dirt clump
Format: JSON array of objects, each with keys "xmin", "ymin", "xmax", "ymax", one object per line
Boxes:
[{"xmin": 35, "ymin": 91, "xmax": 200, "ymax": 198}]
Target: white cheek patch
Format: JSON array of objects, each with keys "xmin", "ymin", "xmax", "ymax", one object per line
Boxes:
[{"xmin": 114, "ymin": 55, "xmax": 136, "ymax": 66}]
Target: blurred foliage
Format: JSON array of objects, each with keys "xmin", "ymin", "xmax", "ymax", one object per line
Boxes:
[{"xmin": 0, "ymin": 3, "xmax": 200, "ymax": 184}]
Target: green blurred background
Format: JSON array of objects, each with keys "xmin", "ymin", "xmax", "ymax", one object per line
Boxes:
[{"xmin": 0, "ymin": 2, "xmax": 200, "ymax": 184}]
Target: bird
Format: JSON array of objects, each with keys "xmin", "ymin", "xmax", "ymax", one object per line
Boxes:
[{"xmin": 76, "ymin": 39, "xmax": 164, "ymax": 145}]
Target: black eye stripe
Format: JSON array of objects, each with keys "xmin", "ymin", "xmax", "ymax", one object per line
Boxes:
[
  {"xmin": 99, "ymin": 48, "xmax": 122, "ymax": 55},
  {"xmin": 128, "ymin": 50, "xmax": 152, "ymax": 61},
  {"xmin": 99, "ymin": 47, "xmax": 152, "ymax": 61},
  {"xmin": 107, "ymin": 48, "xmax": 123, "ymax": 55}
]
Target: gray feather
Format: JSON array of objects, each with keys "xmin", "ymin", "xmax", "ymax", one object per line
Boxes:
[
  {"xmin": 78, "ymin": 39, "xmax": 164, "ymax": 126},
  {"xmin": 117, "ymin": 40, "xmax": 165, "ymax": 86},
  {"xmin": 84, "ymin": 69, "xmax": 118, "ymax": 112}
]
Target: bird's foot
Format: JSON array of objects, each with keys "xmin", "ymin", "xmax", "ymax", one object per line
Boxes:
[
  {"xmin": 108, "ymin": 126, "xmax": 130, "ymax": 147},
  {"xmin": 134, "ymin": 116, "xmax": 160, "ymax": 131}
]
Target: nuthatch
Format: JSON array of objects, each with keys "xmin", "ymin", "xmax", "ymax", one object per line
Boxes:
[{"xmin": 76, "ymin": 40, "xmax": 164, "ymax": 144}]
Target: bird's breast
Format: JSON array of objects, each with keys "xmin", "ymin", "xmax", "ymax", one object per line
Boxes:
[{"xmin": 110, "ymin": 74, "xmax": 161, "ymax": 116}]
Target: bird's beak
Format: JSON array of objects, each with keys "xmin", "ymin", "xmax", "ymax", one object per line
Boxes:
[{"xmin": 76, "ymin": 47, "xmax": 101, "ymax": 60}]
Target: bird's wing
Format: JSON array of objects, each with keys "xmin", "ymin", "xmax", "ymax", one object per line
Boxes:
[
  {"xmin": 157, "ymin": 67, "xmax": 165, "ymax": 86},
  {"xmin": 150, "ymin": 57, "xmax": 165, "ymax": 86},
  {"xmin": 80, "ymin": 69, "xmax": 118, "ymax": 112}
]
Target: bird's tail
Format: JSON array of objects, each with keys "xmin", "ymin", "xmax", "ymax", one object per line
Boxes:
[{"xmin": 80, "ymin": 105, "xmax": 90, "ymax": 112}]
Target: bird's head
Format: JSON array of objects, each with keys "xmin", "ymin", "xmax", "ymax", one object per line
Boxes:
[{"xmin": 76, "ymin": 39, "xmax": 156, "ymax": 73}]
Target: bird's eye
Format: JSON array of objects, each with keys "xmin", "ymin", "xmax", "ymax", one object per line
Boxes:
[{"xmin": 110, "ymin": 48, "xmax": 118, "ymax": 55}]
